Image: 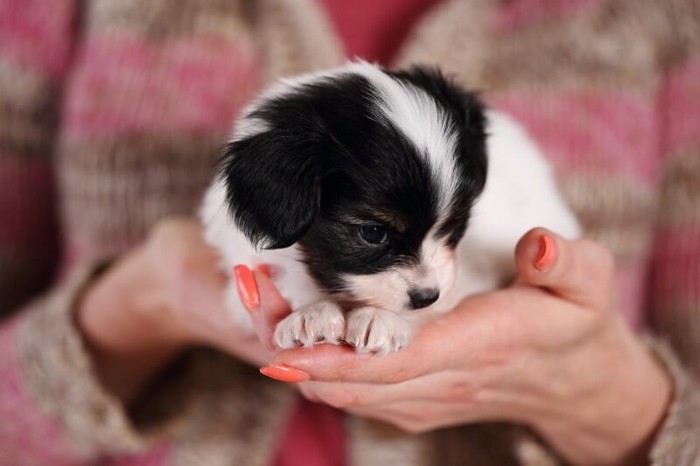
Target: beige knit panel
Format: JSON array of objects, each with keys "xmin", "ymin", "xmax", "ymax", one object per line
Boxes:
[
  {"xmin": 394, "ymin": 0, "xmax": 494, "ymax": 88},
  {"xmin": 348, "ymin": 419, "xmax": 546, "ymax": 466},
  {"xmin": 398, "ymin": 0, "xmax": 700, "ymax": 94},
  {"xmin": 651, "ymin": 150, "xmax": 700, "ymax": 368},
  {"xmin": 426, "ymin": 423, "xmax": 527, "ymax": 466},
  {"xmin": 88, "ymin": 0, "xmax": 252, "ymax": 41},
  {"xmin": 348, "ymin": 418, "xmax": 433, "ymax": 466},
  {"xmin": 652, "ymin": 149, "xmax": 700, "ymax": 370},
  {"xmin": 653, "ymin": 300, "xmax": 700, "ymax": 371},
  {"xmin": 247, "ymin": 0, "xmax": 344, "ymax": 85},
  {"xmin": 58, "ymin": 133, "xmax": 225, "ymax": 260},
  {"xmin": 19, "ymin": 270, "xmax": 298, "ymax": 464},
  {"xmin": 513, "ymin": 433, "xmax": 562, "ymax": 466},
  {"xmin": 661, "ymin": 0, "xmax": 700, "ymax": 63},
  {"xmin": 0, "ymin": 60, "xmax": 60, "ymax": 158},
  {"xmin": 656, "ymin": 149, "xmax": 700, "ymax": 227},
  {"xmin": 163, "ymin": 351, "xmax": 298, "ymax": 466},
  {"xmin": 18, "ymin": 264, "xmax": 151, "ymax": 457},
  {"xmin": 479, "ymin": 0, "xmax": 682, "ymax": 93},
  {"xmin": 559, "ymin": 174, "xmax": 657, "ymax": 262},
  {"xmin": 647, "ymin": 337, "xmax": 700, "ymax": 466}
]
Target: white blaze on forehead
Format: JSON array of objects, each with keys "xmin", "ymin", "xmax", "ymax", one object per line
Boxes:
[
  {"xmin": 348, "ymin": 62, "xmax": 461, "ymax": 215},
  {"xmin": 420, "ymin": 233, "xmax": 457, "ymax": 299}
]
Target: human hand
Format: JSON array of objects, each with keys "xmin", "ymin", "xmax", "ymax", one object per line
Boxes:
[
  {"xmin": 78, "ymin": 218, "xmax": 274, "ymax": 403},
  {"xmin": 255, "ymin": 229, "xmax": 671, "ymax": 465}
]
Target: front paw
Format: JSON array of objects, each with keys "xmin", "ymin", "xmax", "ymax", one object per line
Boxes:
[
  {"xmin": 274, "ymin": 302, "xmax": 345, "ymax": 349},
  {"xmin": 345, "ymin": 308, "xmax": 412, "ymax": 355}
]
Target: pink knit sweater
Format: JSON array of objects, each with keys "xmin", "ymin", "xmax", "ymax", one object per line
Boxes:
[{"xmin": 1, "ymin": 0, "xmax": 699, "ymax": 465}]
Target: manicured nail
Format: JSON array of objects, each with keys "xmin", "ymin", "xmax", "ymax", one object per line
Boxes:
[
  {"xmin": 260, "ymin": 364, "xmax": 310, "ymax": 383},
  {"xmin": 535, "ymin": 234, "xmax": 557, "ymax": 271},
  {"xmin": 233, "ymin": 265, "xmax": 259, "ymax": 312}
]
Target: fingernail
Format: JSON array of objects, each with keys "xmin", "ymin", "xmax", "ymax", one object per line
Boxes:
[
  {"xmin": 233, "ymin": 265, "xmax": 259, "ymax": 312},
  {"xmin": 535, "ymin": 234, "xmax": 557, "ymax": 271},
  {"xmin": 260, "ymin": 364, "xmax": 310, "ymax": 383}
]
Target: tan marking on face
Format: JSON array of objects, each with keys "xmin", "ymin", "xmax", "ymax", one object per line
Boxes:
[{"xmin": 370, "ymin": 209, "xmax": 407, "ymax": 232}]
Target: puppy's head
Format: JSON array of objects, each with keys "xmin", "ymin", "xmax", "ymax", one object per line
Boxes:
[{"xmin": 220, "ymin": 62, "xmax": 487, "ymax": 312}]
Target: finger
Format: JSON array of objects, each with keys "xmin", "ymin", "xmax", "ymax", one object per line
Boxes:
[
  {"xmin": 234, "ymin": 265, "xmax": 292, "ymax": 349},
  {"xmin": 210, "ymin": 333, "xmax": 273, "ymax": 367},
  {"xmin": 254, "ymin": 271, "xmax": 293, "ymax": 349},
  {"xmin": 269, "ymin": 322, "xmax": 459, "ymax": 384},
  {"xmin": 296, "ymin": 370, "xmax": 475, "ymax": 408},
  {"xmin": 167, "ymin": 243, "xmax": 235, "ymax": 342},
  {"xmin": 297, "ymin": 380, "xmax": 371, "ymax": 407},
  {"xmin": 265, "ymin": 286, "xmax": 547, "ymax": 384},
  {"xmin": 515, "ymin": 228, "xmax": 615, "ymax": 311},
  {"xmin": 186, "ymin": 266, "xmax": 273, "ymax": 366},
  {"xmin": 270, "ymin": 344, "xmax": 376, "ymax": 381},
  {"xmin": 299, "ymin": 380, "xmax": 413, "ymax": 408},
  {"xmin": 272, "ymin": 345, "xmax": 411, "ymax": 384},
  {"xmin": 254, "ymin": 270, "xmax": 292, "ymax": 322},
  {"xmin": 182, "ymin": 265, "xmax": 273, "ymax": 365}
]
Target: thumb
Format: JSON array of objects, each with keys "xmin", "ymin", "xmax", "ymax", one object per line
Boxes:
[
  {"xmin": 234, "ymin": 265, "xmax": 292, "ymax": 349},
  {"xmin": 515, "ymin": 228, "xmax": 615, "ymax": 312}
]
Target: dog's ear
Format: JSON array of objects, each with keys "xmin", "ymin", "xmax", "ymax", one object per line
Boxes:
[{"xmin": 219, "ymin": 128, "xmax": 322, "ymax": 249}]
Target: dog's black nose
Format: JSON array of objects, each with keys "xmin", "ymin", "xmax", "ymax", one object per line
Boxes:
[{"xmin": 408, "ymin": 288, "xmax": 440, "ymax": 309}]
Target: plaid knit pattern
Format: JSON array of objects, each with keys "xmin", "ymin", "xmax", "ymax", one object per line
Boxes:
[{"xmin": 1, "ymin": 0, "xmax": 699, "ymax": 464}]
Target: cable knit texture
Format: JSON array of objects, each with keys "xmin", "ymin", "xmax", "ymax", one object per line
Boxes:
[{"xmin": 0, "ymin": 0, "xmax": 699, "ymax": 464}]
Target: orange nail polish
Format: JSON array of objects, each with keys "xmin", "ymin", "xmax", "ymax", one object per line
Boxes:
[
  {"xmin": 233, "ymin": 265, "xmax": 259, "ymax": 312},
  {"xmin": 535, "ymin": 234, "xmax": 556, "ymax": 271},
  {"xmin": 260, "ymin": 364, "xmax": 310, "ymax": 383}
]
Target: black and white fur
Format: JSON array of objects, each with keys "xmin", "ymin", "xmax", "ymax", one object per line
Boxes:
[{"xmin": 201, "ymin": 61, "xmax": 580, "ymax": 354}]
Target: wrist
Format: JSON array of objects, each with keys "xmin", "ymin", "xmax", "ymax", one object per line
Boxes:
[
  {"xmin": 532, "ymin": 326, "xmax": 672, "ymax": 465},
  {"xmin": 77, "ymin": 249, "xmax": 188, "ymax": 403}
]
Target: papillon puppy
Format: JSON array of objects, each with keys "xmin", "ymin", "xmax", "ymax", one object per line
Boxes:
[{"xmin": 201, "ymin": 61, "xmax": 579, "ymax": 354}]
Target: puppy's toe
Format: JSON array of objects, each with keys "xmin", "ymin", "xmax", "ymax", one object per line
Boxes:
[
  {"xmin": 345, "ymin": 308, "xmax": 412, "ymax": 355},
  {"xmin": 274, "ymin": 302, "xmax": 345, "ymax": 349}
]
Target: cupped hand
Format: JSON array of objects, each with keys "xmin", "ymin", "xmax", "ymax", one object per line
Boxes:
[
  {"xmin": 136, "ymin": 218, "xmax": 279, "ymax": 365},
  {"xmin": 78, "ymin": 218, "xmax": 275, "ymax": 403},
  {"xmin": 252, "ymin": 229, "xmax": 671, "ymax": 466}
]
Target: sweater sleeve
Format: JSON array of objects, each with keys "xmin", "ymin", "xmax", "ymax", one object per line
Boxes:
[
  {"xmin": 0, "ymin": 0, "xmax": 152, "ymax": 462},
  {"xmin": 0, "ymin": 266, "xmax": 158, "ymax": 464},
  {"xmin": 0, "ymin": 0, "xmax": 71, "ymax": 317},
  {"xmin": 647, "ymin": 49, "xmax": 700, "ymax": 464},
  {"xmin": 1, "ymin": 0, "xmax": 277, "ymax": 463},
  {"xmin": 0, "ymin": 1, "xmax": 164, "ymax": 460}
]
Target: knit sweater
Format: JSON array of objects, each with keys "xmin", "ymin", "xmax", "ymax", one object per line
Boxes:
[{"xmin": 1, "ymin": 0, "xmax": 699, "ymax": 465}]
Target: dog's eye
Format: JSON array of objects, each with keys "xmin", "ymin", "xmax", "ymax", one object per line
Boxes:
[{"xmin": 359, "ymin": 225, "xmax": 388, "ymax": 245}]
